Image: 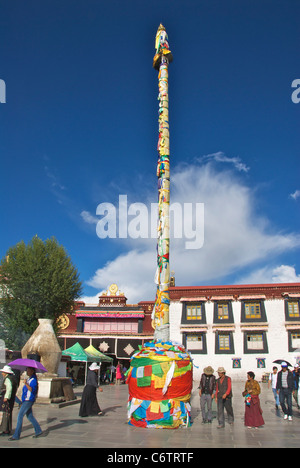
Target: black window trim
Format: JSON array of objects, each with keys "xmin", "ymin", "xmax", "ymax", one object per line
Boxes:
[
  {"xmin": 215, "ymin": 331, "xmax": 235, "ymax": 355},
  {"xmin": 213, "ymin": 300, "xmax": 234, "ymax": 324},
  {"xmin": 284, "ymin": 299, "xmax": 300, "ymax": 322},
  {"xmin": 243, "ymin": 330, "xmax": 269, "ymax": 354},
  {"xmin": 182, "ymin": 331, "xmax": 207, "ymax": 355},
  {"xmin": 181, "ymin": 302, "xmax": 206, "ymax": 325},
  {"xmin": 241, "ymin": 300, "xmax": 267, "ymax": 323}
]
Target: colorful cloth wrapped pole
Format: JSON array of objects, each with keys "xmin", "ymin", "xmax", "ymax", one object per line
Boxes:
[
  {"xmin": 127, "ymin": 341, "xmax": 193, "ymax": 429},
  {"xmin": 152, "ymin": 24, "xmax": 173, "ymax": 341}
]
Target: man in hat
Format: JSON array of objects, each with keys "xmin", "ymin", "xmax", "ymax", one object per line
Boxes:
[
  {"xmin": 199, "ymin": 366, "xmax": 216, "ymax": 424},
  {"xmin": 276, "ymin": 362, "xmax": 294, "ymax": 420},
  {"xmin": 215, "ymin": 367, "xmax": 234, "ymax": 429},
  {"xmin": 0, "ymin": 365, "xmax": 18, "ymax": 435}
]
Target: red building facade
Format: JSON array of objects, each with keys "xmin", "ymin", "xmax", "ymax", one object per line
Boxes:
[{"xmin": 57, "ymin": 284, "xmax": 154, "ymax": 363}]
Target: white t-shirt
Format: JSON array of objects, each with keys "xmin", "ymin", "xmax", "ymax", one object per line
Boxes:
[{"xmin": 269, "ymin": 372, "xmax": 278, "ymax": 389}]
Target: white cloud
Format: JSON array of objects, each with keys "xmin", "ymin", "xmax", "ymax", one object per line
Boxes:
[
  {"xmin": 199, "ymin": 151, "xmax": 250, "ymax": 173},
  {"xmin": 82, "ymin": 160, "xmax": 300, "ymax": 303},
  {"xmin": 290, "ymin": 190, "xmax": 300, "ymax": 201},
  {"xmin": 80, "ymin": 210, "xmax": 98, "ymax": 225},
  {"xmin": 272, "ymin": 265, "xmax": 300, "ymax": 282},
  {"xmin": 79, "ymin": 292, "xmax": 104, "ymax": 305},
  {"xmin": 86, "ymin": 249, "xmax": 156, "ymax": 304},
  {"xmin": 236, "ymin": 264, "xmax": 300, "ymax": 285}
]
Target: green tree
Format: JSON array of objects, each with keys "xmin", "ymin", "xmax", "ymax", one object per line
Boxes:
[{"xmin": 0, "ymin": 236, "xmax": 82, "ymax": 349}]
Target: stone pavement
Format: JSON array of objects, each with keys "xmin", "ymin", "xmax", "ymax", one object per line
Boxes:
[{"xmin": 1, "ymin": 380, "xmax": 300, "ymax": 449}]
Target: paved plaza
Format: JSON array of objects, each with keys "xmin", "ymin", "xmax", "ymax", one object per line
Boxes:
[{"xmin": 1, "ymin": 380, "xmax": 300, "ymax": 449}]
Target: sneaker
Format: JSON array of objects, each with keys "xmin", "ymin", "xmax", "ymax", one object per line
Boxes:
[
  {"xmin": 288, "ymin": 416, "xmax": 293, "ymax": 421},
  {"xmin": 284, "ymin": 414, "xmax": 288, "ymax": 420}
]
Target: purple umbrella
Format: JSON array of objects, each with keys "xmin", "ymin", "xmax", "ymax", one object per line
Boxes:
[{"xmin": 8, "ymin": 358, "xmax": 48, "ymax": 373}]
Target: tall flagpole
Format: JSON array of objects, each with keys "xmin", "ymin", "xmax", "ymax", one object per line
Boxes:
[
  {"xmin": 126, "ymin": 28, "xmax": 193, "ymax": 429},
  {"xmin": 152, "ymin": 24, "xmax": 173, "ymax": 342}
]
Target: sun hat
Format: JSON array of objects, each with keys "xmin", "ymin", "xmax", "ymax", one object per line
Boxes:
[
  {"xmin": 89, "ymin": 362, "xmax": 100, "ymax": 371},
  {"xmin": 217, "ymin": 366, "xmax": 226, "ymax": 374},
  {"xmin": 203, "ymin": 366, "xmax": 214, "ymax": 375},
  {"xmin": 0, "ymin": 365, "xmax": 14, "ymax": 374}
]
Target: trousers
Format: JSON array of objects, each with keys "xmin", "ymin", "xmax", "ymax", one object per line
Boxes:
[
  {"xmin": 279, "ymin": 388, "xmax": 293, "ymax": 416},
  {"xmin": 217, "ymin": 397, "xmax": 234, "ymax": 426},
  {"xmin": 200, "ymin": 394, "xmax": 213, "ymax": 421},
  {"xmin": 12, "ymin": 401, "xmax": 42, "ymax": 440}
]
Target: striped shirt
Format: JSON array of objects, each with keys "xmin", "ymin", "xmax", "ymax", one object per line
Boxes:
[{"xmin": 281, "ymin": 371, "xmax": 288, "ymax": 388}]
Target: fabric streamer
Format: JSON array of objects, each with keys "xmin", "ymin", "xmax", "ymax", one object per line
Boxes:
[{"xmin": 127, "ymin": 341, "xmax": 193, "ymax": 429}]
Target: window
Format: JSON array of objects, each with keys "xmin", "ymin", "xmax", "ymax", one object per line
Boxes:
[
  {"xmin": 291, "ymin": 332, "xmax": 300, "ymax": 349},
  {"xmin": 215, "ymin": 332, "xmax": 235, "ymax": 354},
  {"xmin": 247, "ymin": 334, "xmax": 264, "ymax": 350},
  {"xmin": 186, "ymin": 305, "xmax": 202, "ymax": 320},
  {"xmin": 219, "ymin": 334, "xmax": 230, "ymax": 350},
  {"xmin": 213, "ymin": 301, "xmax": 234, "ymax": 324},
  {"xmin": 183, "ymin": 332, "xmax": 207, "ymax": 354},
  {"xmin": 218, "ymin": 303, "xmax": 229, "ymax": 320},
  {"xmin": 84, "ymin": 320, "xmax": 138, "ymax": 334},
  {"xmin": 182, "ymin": 302, "xmax": 206, "ymax": 324},
  {"xmin": 285, "ymin": 300, "xmax": 300, "ymax": 322},
  {"xmin": 288, "ymin": 302, "xmax": 300, "ymax": 318},
  {"xmin": 241, "ymin": 300, "xmax": 267, "ymax": 323},
  {"xmin": 245, "ymin": 302, "xmax": 261, "ymax": 319},
  {"xmin": 186, "ymin": 334, "xmax": 203, "ymax": 350},
  {"xmin": 244, "ymin": 331, "xmax": 268, "ymax": 354}
]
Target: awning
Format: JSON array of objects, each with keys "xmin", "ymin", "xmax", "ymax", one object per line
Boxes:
[
  {"xmin": 76, "ymin": 310, "xmax": 144, "ymax": 318},
  {"xmin": 180, "ymin": 297, "xmax": 207, "ymax": 302},
  {"xmin": 238, "ymin": 295, "xmax": 266, "ymax": 300},
  {"xmin": 84, "ymin": 345, "xmax": 113, "ymax": 363}
]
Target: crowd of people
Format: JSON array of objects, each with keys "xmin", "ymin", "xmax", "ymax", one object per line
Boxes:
[
  {"xmin": 0, "ymin": 360, "xmax": 299, "ymax": 439},
  {"xmin": 67, "ymin": 361, "xmax": 128, "ymax": 386},
  {"xmin": 199, "ymin": 362, "xmax": 300, "ymax": 429}
]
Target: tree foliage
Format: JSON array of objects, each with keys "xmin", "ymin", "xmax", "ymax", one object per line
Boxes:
[{"xmin": 0, "ymin": 236, "xmax": 82, "ymax": 349}]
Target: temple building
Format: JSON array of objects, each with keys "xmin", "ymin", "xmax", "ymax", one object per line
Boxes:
[
  {"xmin": 58, "ymin": 281, "xmax": 300, "ymax": 380},
  {"xmin": 57, "ymin": 284, "xmax": 154, "ymax": 366}
]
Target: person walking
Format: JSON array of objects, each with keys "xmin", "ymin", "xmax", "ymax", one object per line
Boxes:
[
  {"xmin": 276, "ymin": 362, "xmax": 294, "ymax": 421},
  {"xmin": 292, "ymin": 364, "xmax": 300, "ymax": 408},
  {"xmin": 79, "ymin": 362, "xmax": 103, "ymax": 417},
  {"xmin": 215, "ymin": 367, "xmax": 234, "ymax": 429},
  {"xmin": 242, "ymin": 371, "xmax": 264, "ymax": 428},
  {"xmin": 198, "ymin": 366, "xmax": 216, "ymax": 424},
  {"xmin": 9, "ymin": 367, "xmax": 43, "ymax": 441},
  {"xmin": 116, "ymin": 362, "xmax": 123, "ymax": 385},
  {"xmin": 268, "ymin": 366, "xmax": 280, "ymax": 409},
  {"xmin": 0, "ymin": 365, "xmax": 18, "ymax": 436}
]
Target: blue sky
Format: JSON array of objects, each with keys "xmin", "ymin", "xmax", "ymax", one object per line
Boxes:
[{"xmin": 1, "ymin": 0, "xmax": 299, "ymax": 303}]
